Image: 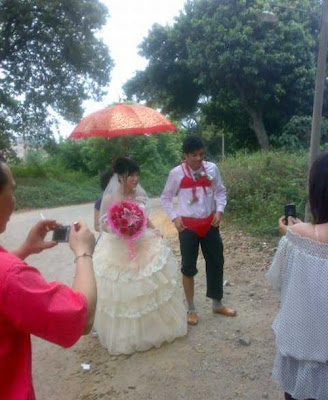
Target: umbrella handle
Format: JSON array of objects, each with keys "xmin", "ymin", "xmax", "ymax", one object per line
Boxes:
[{"xmin": 123, "ymin": 136, "xmax": 127, "ymax": 156}]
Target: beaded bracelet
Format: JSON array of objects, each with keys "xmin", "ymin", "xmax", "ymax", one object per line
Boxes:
[{"xmin": 74, "ymin": 253, "xmax": 93, "ymax": 263}]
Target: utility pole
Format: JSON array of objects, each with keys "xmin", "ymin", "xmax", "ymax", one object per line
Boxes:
[
  {"xmin": 309, "ymin": 0, "xmax": 328, "ymax": 169},
  {"xmin": 306, "ymin": 0, "xmax": 328, "ymax": 220}
]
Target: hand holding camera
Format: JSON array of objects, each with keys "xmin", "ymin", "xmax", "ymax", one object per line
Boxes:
[
  {"xmin": 68, "ymin": 221, "xmax": 96, "ymax": 259},
  {"xmin": 16, "ymin": 219, "xmax": 60, "ymax": 259},
  {"xmin": 52, "ymin": 222, "xmax": 95, "ymax": 254}
]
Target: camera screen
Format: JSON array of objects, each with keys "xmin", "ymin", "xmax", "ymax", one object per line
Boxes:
[{"xmin": 52, "ymin": 226, "xmax": 70, "ymax": 242}]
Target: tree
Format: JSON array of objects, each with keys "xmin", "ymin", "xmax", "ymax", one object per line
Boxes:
[
  {"xmin": 0, "ymin": 0, "xmax": 113, "ymax": 152},
  {"xmin": 124, "ymin": 0, "xmax": 320, "ymax": 151}
]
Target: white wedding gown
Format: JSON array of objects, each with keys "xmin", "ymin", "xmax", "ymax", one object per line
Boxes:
[{"xmin": 93, "ymin": 227, "xmax": 187, "ymax": 355}]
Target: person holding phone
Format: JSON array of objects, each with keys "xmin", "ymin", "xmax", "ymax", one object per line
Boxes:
[
  {"xmin": 0, "ymin": 154, "xmax": 97, "ymax": 400},
  {"xmin": 267, "ymin": 150, "xmax": 328, "ymax": 400}
]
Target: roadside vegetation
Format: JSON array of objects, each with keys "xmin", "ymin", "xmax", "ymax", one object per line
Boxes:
[
  {"xmin": 220, "ymin": 151, "xmax": 308, "ymax": 237},
  {"xmin": 11, "ymin": 135, "xmax": 310, "ymax": 238}
]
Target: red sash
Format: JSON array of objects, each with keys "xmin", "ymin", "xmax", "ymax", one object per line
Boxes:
[
  {"xmin": 180, "ymin": 174, "xmax": 212, "ymax": 189},
  {"xmin": 179, "ymin": 162, "xmax": 214, "ymax": 237},
  {"xmin": 181, "ymin": 213, "xmax": 214, "ymax": 238}
]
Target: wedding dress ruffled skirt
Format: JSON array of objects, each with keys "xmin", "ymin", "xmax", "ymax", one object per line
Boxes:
[{"xmin": 93, "ymin": 229, "xmax": 187, "ymax": 355}]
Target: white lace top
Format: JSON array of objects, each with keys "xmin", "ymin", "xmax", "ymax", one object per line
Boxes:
[{"xmin": 267, "ymin": 229, "xmax": 328, "ymax": 362}]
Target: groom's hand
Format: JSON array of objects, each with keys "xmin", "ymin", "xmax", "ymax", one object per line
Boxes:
[
  {"xmin": 211, "ymin": 212, "xmax": 222, "ymax": 228},
  {"xmin": 173, "ymin": 217, "xmax": 185, "ymax": 233}
]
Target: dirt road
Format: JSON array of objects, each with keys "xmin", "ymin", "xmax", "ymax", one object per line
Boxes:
[{"xmin": 1, "ymin": 201, "xmax": 282, "ymax": 400}]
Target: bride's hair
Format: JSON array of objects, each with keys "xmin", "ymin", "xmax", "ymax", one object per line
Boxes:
[{"xmin": 113, "ymin": 157, "xmax": 140, "ymax": 177}]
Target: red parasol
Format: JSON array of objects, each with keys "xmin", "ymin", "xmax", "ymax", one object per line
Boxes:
[{"xmin": 69, "ymin": 103, "xmax": 176, "ymax": 139}]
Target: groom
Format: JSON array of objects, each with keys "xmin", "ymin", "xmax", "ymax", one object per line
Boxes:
[{"xmin": 161, "ymin": 135, "xmax": 236, "ymax": 326}]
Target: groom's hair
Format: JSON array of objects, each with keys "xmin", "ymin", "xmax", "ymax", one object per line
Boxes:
[{"xmin": 182, "ymin": 135, "xmax": 204, "ymax": 154}]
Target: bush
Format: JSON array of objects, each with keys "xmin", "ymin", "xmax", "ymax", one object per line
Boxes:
[
  {"xmin": 220, "ymin": 151, "xmax": 308, "ymax": 237},
  {"xmin": 15, "ymin": 176, "xmax": 99, "ymax": 210},
  {"xmin": 11, "ymin": 158, "xmax": 100, "ymax": 209},
  {"xmin": 11, "ymin": 162, "xmax": 47, "ymax": 178},
  {"xmin": 272, "ymin": 115, "xmax": 328, "ymax": 150}
]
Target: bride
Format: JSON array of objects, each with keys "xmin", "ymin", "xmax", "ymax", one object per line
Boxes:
[{"xmin": 93, "ymin": 157, "xmax": 187, "ymax": 355}]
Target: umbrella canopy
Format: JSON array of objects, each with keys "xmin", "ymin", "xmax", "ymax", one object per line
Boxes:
[{"xmin": 69, "ymin": 103, "xmax": 176, "ymax": 139}]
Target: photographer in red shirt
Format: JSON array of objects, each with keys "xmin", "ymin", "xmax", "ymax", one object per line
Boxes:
[{"xmin": 0, "ymin": 154, "xmax": 97, "ymax": 400}]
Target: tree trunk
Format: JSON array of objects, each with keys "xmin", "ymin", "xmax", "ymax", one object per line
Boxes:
[
  {"xmin": 235, "ymin": 83, "xmax": 270, "ymax": 151},
  {"xmin": 248, "ymin": 108, "xmax": 270, "ymax": 151}
]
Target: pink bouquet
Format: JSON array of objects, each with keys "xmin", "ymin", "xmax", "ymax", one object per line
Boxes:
[{"xmin": 107, "ymin": 201, "xmax": 147, "ymax": 241}]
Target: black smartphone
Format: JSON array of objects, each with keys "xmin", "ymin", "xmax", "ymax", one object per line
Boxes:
[
  {"xmin": 284, "ymin": 204, "xmax": 296, "ymax": 225},
  {"xmin": 52, "ymin": 225, "xmax": 71, "ymax": 242}
]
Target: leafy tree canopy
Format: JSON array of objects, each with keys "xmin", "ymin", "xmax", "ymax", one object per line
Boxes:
[
  {"xmin": 124, "ymin": 0, "xmax": 321, "ymax": 151},
  {"xmin": 0, "ymin": 0, "xmax": 113, "ymax": 153}
]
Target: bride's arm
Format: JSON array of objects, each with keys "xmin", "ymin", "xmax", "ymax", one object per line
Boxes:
[
  {"xmin": 94, "ymin": 208, "xmax": 100, "ymax": 232},
  {"xmin": 146, "ymin": 218, "xmax": 163, "ymax": 238}
]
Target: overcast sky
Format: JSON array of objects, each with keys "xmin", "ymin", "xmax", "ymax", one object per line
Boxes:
[{"xmin": 60, "ymin": 0, "xmax": 186, "ymax": 137}]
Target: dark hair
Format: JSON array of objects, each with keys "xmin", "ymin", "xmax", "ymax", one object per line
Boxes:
[
  {"xmin": 309, "ymin": 151, "xmax": 328, "ymax": 224},
  {"xmin": 113, "ymin": 157, "xmax": 140, "ymax": 177},
  {"xmin": 182, "ymin": 135, "xmax": 204, "ymax": 154},
  {"xmin": 0, "ymin": 153, "xmax": 8, "ymax": 193},
  {"xmin": 100, "ymin": 169, "xmax": 111, "ymax": 191}
]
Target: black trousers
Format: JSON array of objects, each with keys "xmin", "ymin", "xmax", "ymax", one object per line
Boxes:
[{"xmin": 179, "ymin": 226, "xmax": 224, "ymax": 300}]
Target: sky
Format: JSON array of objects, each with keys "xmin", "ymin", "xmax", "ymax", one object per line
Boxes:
[{"xmin": 59, "ymin": 0, "xmax": 186, "ymax": 138}]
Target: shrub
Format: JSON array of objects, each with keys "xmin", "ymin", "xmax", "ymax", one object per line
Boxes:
[
  {"xmin": 15, "ymin": 176, "xmax": 99, "ymax": 210},
  {"xmin": 272, "ymin": 115, "xmax": 328, "ymax": 150},
  {"xmin": 11, "ymin": 162, "xmax": 47, "ymax": 178},
  {"xmin": 220, "ymin": 151, "xmax": 308, "ymax": 237}
]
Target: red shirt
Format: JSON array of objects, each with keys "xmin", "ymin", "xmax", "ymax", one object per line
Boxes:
[{"xmin": 0, "ymin": 246, "xmax": 87, "ymax": 400}]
